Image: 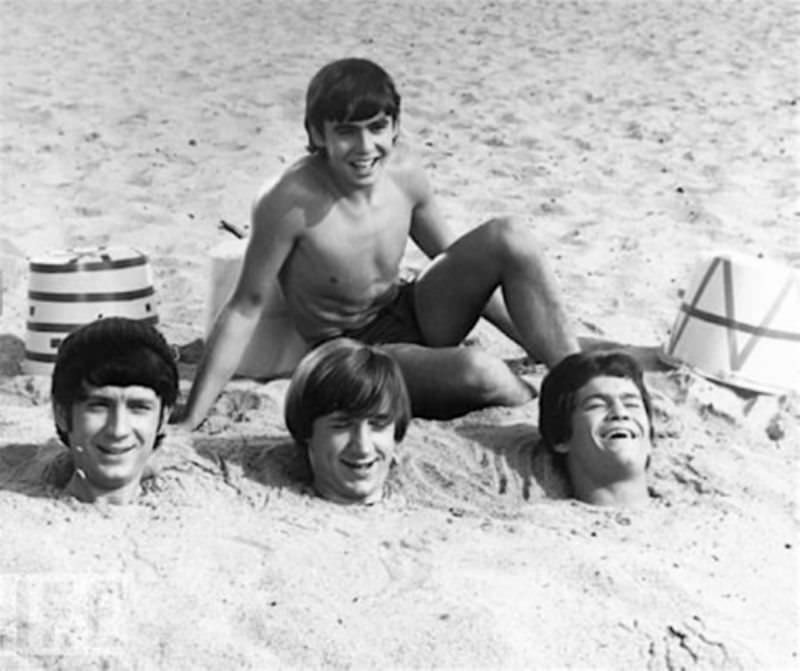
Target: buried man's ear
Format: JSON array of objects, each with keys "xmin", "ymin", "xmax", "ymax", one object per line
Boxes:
[
  {"xmin": 153, "ymin": 406, "xmax": 172, "ymax": 451},
  {"xmin": 52, "ymin": 403, "xmax": 74, "ymax": 450},
  {"xmin": 53, "ymin": 403, "xmax": 69, "ymax": 432}
]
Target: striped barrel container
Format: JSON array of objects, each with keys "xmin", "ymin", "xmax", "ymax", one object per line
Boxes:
[{"xmin": 23, "ymin": 246, "xmax": 158, "ymax": 375}]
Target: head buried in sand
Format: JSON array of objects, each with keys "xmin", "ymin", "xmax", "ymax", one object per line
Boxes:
[
  {"xmin": 539, "ymin": 350, "xmax": 654, "ymax": 506},
  {"xmin": 284, "ymin": 337, "xmax": 411, "ymax": 504},
  {"xmin": 51, "ymin": 317, "xmax": 178, "ymax": 505}
]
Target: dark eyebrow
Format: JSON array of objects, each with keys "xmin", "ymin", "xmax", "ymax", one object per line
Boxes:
[
  {"xmin": 129, "ymin": 396, "xmax": 158, "ymax": 405},
  {"xmin": 580, "ymin": 391, "xmax": 639, "ymax": 401},
  {"xmin": 83, "ymin": 390, "xmax": 113, "ymax": 401},
  {"xmin": 334, "ymin": 116, "xmax": 389, "ymax": 130},
  {"xmin": 327, "ymin": 410, "xmax": 353, "ymax": 421},
  {"xmin": 579, "ymin": 393, "xmax": 607, "ymax": 404}
]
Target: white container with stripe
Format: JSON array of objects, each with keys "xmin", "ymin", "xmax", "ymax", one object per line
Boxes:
[
  {"xmin": 24, "ymin": 246, "xmax": 158, "ymax": 375},
  {"xmin": 662, "ymin": 251, "xmax": 800, "ymax": 394}
]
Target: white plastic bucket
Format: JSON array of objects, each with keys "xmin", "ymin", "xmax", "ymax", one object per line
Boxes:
[
  {"xmin": 662, "ymin": 251, "xmax": 800, "ymax": 394},
  {"xmin": 206, "ymin": 239, "xmax": 308, "ymax": 379},
  {"xmin": 24, "ymin": 246, "xmax": 158, "ymax": 375}
]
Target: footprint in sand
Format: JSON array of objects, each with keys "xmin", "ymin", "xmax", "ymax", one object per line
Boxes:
[
  {"xmin": 363, "ymin": 538, "xmax": 434, "ymax": 604},
  {"xmin": 645, "ymin": 617, "xmax": 752, "ymax": 670}
]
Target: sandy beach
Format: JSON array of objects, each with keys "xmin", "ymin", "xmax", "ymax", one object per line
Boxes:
[{"xmin": 1, "ymin": 0, "xmax": 798, "ymax": 668}]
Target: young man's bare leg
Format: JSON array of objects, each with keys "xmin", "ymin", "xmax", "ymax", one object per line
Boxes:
[
  {"xmin": 384, "ymin": 343, "xmax": 533, "ymax": 419},
  {"xmin": 414, "ymin": 216, "xmax": 579, "ymax": 367}
]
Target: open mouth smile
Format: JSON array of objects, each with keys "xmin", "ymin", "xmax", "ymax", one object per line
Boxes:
[
  {"xmin": 341, "ymin": 458, "xmax": 378, "ymax": 472},
  {"xmin": 600, "ymin": 426, "xmax": 638, "ymax": 440},
  {"xmin": 349, "ymin": 157, "xmax": 379, "ymax": 171},
  {"xmin": 96, "ymin": 445, "xmax": 136, "ymax": 456}
]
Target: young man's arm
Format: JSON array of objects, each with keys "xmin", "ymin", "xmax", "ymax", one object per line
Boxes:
[
  {"xmin": 178, "ymin": 182, "xmax": 301, "ymax": 429},
  {"xmin": 407, "ymin": 166, "xmax": 522, "ymax": 344}
]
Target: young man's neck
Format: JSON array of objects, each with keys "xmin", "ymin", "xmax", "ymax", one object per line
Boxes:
[
  {"xmin": 65, "ymin": 473, "xmax": 142, "ymax": 505},
  {"xmin": 569, "ymin": 468, "xmax": 649, "ymax": 507},
  {"xmin": 313, "ymin": 480, "xmax": 383, "ymax": 506},
  {"xmin": 313, "ymin": 154, "xmax": 386, "ymax": 205}
]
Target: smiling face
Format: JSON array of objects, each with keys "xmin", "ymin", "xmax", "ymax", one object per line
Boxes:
[
  {"xmin": 556, "ymin": 375, "xmax": 652, "ymax": 483},
  {"xmin": 307, "ymin": 411, "xmax": 398, "ymax": 504},
  {"xmin": 312, "ymin": 112, "xmax": 397, "ymax": 188},
  {"xmin": 57, "ymin": 384, "xmax": 164, "ymax": 502}
]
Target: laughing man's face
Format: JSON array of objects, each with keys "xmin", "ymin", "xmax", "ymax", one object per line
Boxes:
[
  {"xmin": 307, "ymin": 411, "xmax": 397, "ymax": 504},
  {"xmin": 556, "ymin": 376, "xmax": 652, "ymax": 482},
  {"xmin": 315, "ymin": 112, "xmax": 397, "ymax": 188}
]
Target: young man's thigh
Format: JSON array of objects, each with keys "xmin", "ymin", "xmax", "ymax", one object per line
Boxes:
[
  {"xmin": 383, "ymin": 343, "xmax": 529, "ymax": 418},
  {"xmin": 413, "ymin": 221, "xmax": 508, "ymax": 345}
]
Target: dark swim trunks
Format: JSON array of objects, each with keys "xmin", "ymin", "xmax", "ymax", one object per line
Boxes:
[{"xmin": 341, "ymin": 281, "xmax": 425, "ymax": 345}]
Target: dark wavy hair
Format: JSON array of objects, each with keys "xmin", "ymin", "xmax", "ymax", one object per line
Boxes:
[
  {"xmin": 304, "ymin": 58, "xmax": 401, "ymax": 154},
  {"xmin": 538, "ymin": 350, "xmax": 654, "ymax": 450},
  {"xmin": 51, "ymin": 317, "xmax": 178, "ymax": 448},
  {"xmin": 284, "ymin": 337, "xmax": 410, "ymax": 452}
]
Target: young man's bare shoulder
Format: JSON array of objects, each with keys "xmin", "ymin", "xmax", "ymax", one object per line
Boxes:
[
  {"xmin": 386, "ymin": 142, "xmax": 432, "ymax": 200},
  {"xmin": 252, "ymin": 157, "xmax": 336, "ymax": 230},
  {"xmin": 255, "ymin": 157, "xmax": 332, "ymax": 206}
]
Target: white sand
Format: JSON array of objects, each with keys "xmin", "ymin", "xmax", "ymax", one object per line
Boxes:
[{"xmin": 1, "ymin": 1, "xmax": 798, "ymax": 668}]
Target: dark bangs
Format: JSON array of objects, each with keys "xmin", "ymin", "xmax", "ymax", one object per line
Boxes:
[
  {"xmin": 52, "ymin": 317, "xmax": 179, "ymax": 411},
  {"xmin": 286, "ymin": 339, "xmax": 411, "ymax": 447},
  {"xmin": 325, "ymin": 86, "xmax": 399, "ymax": 125},
  {"xmin": 310, "ymin": 350, "xmax": 409, "ymax": 436},
  {"xmin": 80, "ymin": 346, "xmax": 178, "ymax": 407}
]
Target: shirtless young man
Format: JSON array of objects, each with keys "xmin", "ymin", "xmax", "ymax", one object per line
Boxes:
[{"xmin": 181, "ymin": 57, "xmax": 579, "ymax": 427}]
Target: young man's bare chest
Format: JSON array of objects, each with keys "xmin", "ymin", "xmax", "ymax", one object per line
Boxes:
[{"xmin": 286, "ymin": 180, "xmax": 414, "ymax": 293}]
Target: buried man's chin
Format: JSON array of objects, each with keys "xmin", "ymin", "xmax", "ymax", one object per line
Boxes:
[{"xmin": 312, "ymin": 459, "xmax": 390, "ymax": 505}]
